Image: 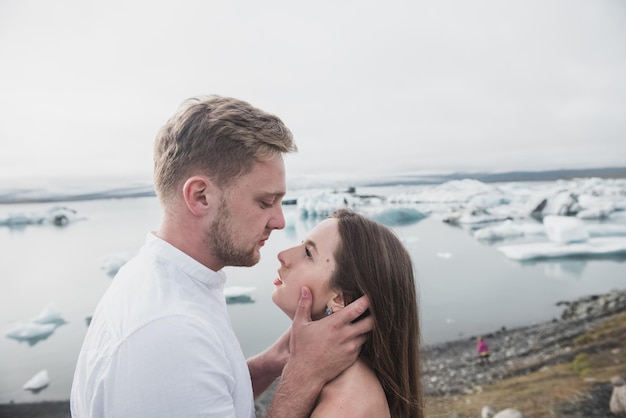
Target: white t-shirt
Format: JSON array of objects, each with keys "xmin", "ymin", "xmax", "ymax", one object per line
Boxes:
[{"xmin": 70, "ymin": 233, "xmax": 255, "ymax": 418}]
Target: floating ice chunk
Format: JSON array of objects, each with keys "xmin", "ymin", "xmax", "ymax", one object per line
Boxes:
[
  {"xmin": 542, "ymin": 191, "xmax": 580, "ymax": 217},
  {"xmin": 368, "ymin": 207, "xmax": 426, "ymax": 226},
  {"xmin": 224, "ymin": 286, "xmax": 256, "ymax": 304},
  {"xmin": 297, "ymin": 192, "xmax": 360, "ymax": 218},
  {"xmin": 441, "ymin": 208, "xmax": 510, "ymax": 226},
  {"xmin": 101, "ymin": 252, "xmax": 134, "ymax": 277},
  {"xmin": 543, "ymin": 216, "xmax": 589, "ymax": 244},
  {"xmin": 576, "ymin": 206, "xmax": 614, "ymax": 220},
  {"xmin": 32, "ymin": 303, "xmax": 65, "ymax": 325},
  {"xmin": 43, "ymin": 206, "xmax": 81, "ymax": 226},
  {"xmin": 588, "ymin": 224, "xmax": 626, "ymax": 237},
  {"xmin": 0, "ymin": 206, "xmax": 82, "ymax": 228},
  {"xmin": 6, "ymin": 322, "xmax": 56, "ymax": 341},
  {"xmin": 498, "ymin": 237, "xmax": 626, "ymax": 260},
  {"xmin": 473, "ymin": 220, "xmax": 545, "ymax": 241},
  {"xmin": 0, "ymin": 212, "xmax": 32, "ymax": 226},
  {"xmin": 467, "ymin": 193, "xmax": 510, "ymax": 209},
  {"xmin": 23, "ymin": 370, "xmax": 50, "ymax": 391}
]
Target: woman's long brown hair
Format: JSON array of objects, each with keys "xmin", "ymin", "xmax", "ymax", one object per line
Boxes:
[{"xmin": 329, "ymin": 208, "xmax": 423, "ymax": 417}]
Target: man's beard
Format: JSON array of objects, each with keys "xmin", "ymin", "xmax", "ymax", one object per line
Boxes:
[{"xmin": 208, "ymin": 197, "xmax": 260, "ymax": 267}]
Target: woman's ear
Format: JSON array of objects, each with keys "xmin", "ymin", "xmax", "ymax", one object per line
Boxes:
[
  {"xmin": 327, "ymin": 290, "xmax": 346, "ymax": 313},
  {"xmin": 182, "ymin": 175, "xmax": 215, "ymax": 216}
]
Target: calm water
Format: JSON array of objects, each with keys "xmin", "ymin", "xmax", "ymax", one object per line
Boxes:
[{"xmin": 1, "ymin": 191, "xmax": 625, "ymax": 404}]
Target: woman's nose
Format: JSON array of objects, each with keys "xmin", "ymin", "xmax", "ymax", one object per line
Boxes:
[{"xmin": 277, "ymin": 249, "xmax": 288, "ymax": 267}]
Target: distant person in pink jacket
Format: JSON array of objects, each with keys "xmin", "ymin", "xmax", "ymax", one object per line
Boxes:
[{"xmin": 477, "ymin": 336, "xmax": 491, "ymax": 365}]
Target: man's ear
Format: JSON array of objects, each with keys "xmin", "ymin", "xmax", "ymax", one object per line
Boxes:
[
  {"xmin": 327, "ymin": 290, "xmax": 346, "ymax": 313},
  {"xmin": 182, "ymin": 175, "xmax": 215, "ymax": 216}
]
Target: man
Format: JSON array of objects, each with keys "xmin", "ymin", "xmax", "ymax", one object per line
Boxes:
[{"xmin": 70, "ymin": 95, "xmax": 372, "ymax": 417}]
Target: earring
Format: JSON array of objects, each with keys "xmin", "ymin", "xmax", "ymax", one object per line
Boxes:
[{"xmin": 325, "ymin": 307, "xmax": 333, "ymax": 316}]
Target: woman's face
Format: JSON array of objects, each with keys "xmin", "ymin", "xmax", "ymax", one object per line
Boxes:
[{"xmin": 272, "ymin": 218, "xmax": 342, "ymax": 320}]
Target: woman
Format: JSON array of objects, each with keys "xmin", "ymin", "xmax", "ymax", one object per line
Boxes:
[
  {"xmin": 272, "ymin": 208, "xmax": 423, "ymax": 417},
  {"xmin": 477, "ymin": 336, "xmax": 491, "ymax": 365}
]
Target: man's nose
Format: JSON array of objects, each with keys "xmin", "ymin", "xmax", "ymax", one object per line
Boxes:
[{"xmin": 268, "ymin": 206, "xmax": 286, "ymax": 230}]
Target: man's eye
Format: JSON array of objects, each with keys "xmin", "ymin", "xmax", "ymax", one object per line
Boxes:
[{"xmin": 260, "ymin": 201, "xmax": 273, "ymax": 209}]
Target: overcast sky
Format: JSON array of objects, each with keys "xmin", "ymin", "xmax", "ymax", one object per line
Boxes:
[{"xmin": 1, "ymin": 0, "xmax": 625, "ymax": 184}]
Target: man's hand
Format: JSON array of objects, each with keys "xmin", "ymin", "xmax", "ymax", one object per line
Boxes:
[
  {"xmin": 290, "ymin": 286, "xmax": 372, "ymax": 382},
  {"xmin": 265, "ymin": 286, "xmax": 373, "ymax": 418}
]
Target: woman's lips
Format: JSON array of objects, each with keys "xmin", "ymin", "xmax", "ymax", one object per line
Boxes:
[{"xmin": 273, "ymin": 275, "xmax": 283, "ymax": 286}]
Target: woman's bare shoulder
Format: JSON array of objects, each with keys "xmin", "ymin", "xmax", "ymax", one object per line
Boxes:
[{"xmin": 311, "ymin": 360, "xmax": 390, "ymax": 418}]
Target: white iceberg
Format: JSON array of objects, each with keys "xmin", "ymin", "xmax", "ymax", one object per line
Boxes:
[
  {"xmin": 23, "ymin": 369, "xmax": 50, "ymax": 391},
  {"xmin": 32, "ymin": 303, "xmax": 65, "ymax": 325},
  {"xmin": 473, "ymin": 220, "xmax": 546, "ymax": 241},
  {"xmin": 0, "ymin": 206, "xmax": 82, "ymax": 227},
  {"xmin": 498, "ymin": 237, "xmax": 626, "ymax": 261},
  {"xmin": 6, "ymin": 322, "xmax": 56, "ymax": 341},
  {"xmin": 543, "ymin": 215, "xmax": 589, "ymax": 244},
  {"xmin": 587, "ymin": 224, "xmax": 626, "ymax": 237},
  {"xmin": 101, "ymin": 252, "xmax": 134, "ymax": 277},
  {"xmin": 440, "ymin": 207, "xmax": 511, "ymax": 226},
  {"xmin": 366, "ymin": 207, "xmax": 426, "ymax": 226},
  {"xmin": 576, "ymin": 206, "xmax": 614, "ymax": 220},
  {"xmin": 474, "ymin": 219, "xmax": 626, "ymax": 242},
  {"xmin": 297, "ymin": 192, "xmax": 360, "ymax": 218}
]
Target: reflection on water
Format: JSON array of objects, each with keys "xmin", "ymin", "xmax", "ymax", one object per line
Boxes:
[
  {"xmin": 520, "ymin": 254, "xmax": 626, "ymax": 280},
  {"xmin": 542, "ymin": 259, "xmax": 588, "ymax": 279}
]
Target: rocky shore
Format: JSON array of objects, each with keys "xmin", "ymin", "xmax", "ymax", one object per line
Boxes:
[
  {"xmin": 256, "ymin": 289, "xmax": 626, "ymax": 416},
  {"xmin": 422, "ymin": 288, "xmax": 626, "ymax": 397},
  {"xmin": 2, "ymin": 289, "xmax": 625, "ymax": 418}
]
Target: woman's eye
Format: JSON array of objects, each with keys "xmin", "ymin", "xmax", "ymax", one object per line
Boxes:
[{"xmin": 305, "ymin": 247, "xmax": 312, "ymax": 258}]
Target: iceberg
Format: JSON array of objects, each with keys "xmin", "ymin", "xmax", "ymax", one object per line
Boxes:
[
  {"xmin": 6, "ymin": 322, "xmax": 56, "ymax": 344},
  {"xmin": 473, "ymin": 220, "xmax": 545, "ymax": 241},
  {"xmin": 473, "ymin": 219, "xmax": 626, "ymax": 242},
  {"xmin": 22, "ymin": 369, "xmax": 50, "ymax": 392},
  {"xmin": 498, "ymin": 237, "xmax": 626, "ymax": 261},
  {"xmin": 0, "ymin": 206, "xmax": 83, "ymax": 228},
  {"xmin": 368, "ymin": 207, "xmax": 426, "ymax": 226},
  {"xmin": 543, "ymin": 215, "xmax": 589, "ymax": 244},
  {"xmin": 101, "ymin": 252, "xmax": 134, "ymax": 277},
  {"xmin": 224, "ymin": 286, "xmax": 256, "ymax": 304},
  {"xmin": 5, "ymin": 303, "xmax": 65, "ymax": 345},
  {"xmin": 440, "ymin": 207, "xmax": 511, "ymax": 226},
  {"xmin": 587, "ymin": 224, "xmax": 626, "ymax": 237},
  {"xmin": 297, "ymin": 192, "xmax": 361, "ymax": 218},
  {"xmin": 32, "ymin": 303, "xmax": 66, "ymax": 326}
]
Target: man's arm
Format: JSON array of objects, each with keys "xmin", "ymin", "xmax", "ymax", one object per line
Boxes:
[
  {"xmin": 264, "ymin": 286, "xmax": 373, "ymax": 418},
  {"xmin": 247, "ymin": 328, "xmax": 290, "ymax": 398}
]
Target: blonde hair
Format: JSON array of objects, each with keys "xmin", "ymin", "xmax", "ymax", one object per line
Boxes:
[{"xmin": 153, "ymin": 95, "xmax": 297, "ymax": 205}]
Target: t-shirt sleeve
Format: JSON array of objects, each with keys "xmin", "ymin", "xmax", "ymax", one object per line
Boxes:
[{"xmin": 99, "ymin": 315, "xmax": 238, "ymax": 418}]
